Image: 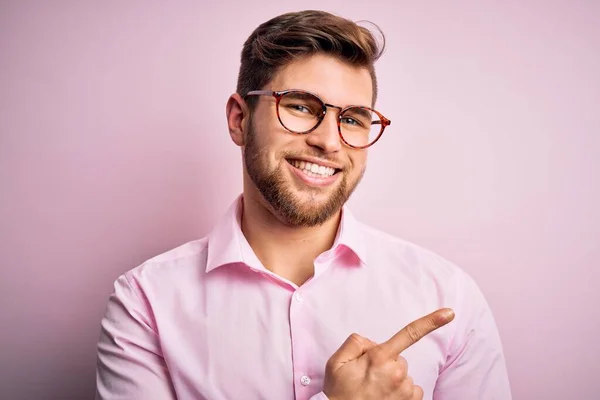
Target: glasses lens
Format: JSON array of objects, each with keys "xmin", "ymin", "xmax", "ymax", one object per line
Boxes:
[
  {"xmin": 278, "ymin": 92, "xmax": 323, "ymax": 133},
  {"xmin": 339, "ymin": 107, "xmax": 383, "ymax": 147}
]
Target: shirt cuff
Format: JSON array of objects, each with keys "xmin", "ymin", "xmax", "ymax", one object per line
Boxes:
[{"xmin": 309, "ymin": 392, "xmax": 329, "ymax": 400}]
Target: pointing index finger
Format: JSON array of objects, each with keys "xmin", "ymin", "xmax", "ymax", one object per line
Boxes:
[{"xmin": 380, "ymin": 308, "xmax": 455, "ymax": 357}]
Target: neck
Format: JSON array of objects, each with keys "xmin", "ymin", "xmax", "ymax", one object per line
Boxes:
[{"xmin": 240, "ymin": 188, "xmax": 341, "ymax": 286}]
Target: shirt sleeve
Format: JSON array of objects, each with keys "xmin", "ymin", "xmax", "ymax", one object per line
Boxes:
[
  {"xmin": 433, "ymin": 271, "xmax": 512, "ymax": 400},
  {"xmin": 95, "ymin": 274, "xmax": 176, "ymax": 400}
]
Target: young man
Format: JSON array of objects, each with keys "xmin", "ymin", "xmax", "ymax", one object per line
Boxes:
[{"xmin": 96, "ymin": 10, "xmax": 511, "ymax": 400}]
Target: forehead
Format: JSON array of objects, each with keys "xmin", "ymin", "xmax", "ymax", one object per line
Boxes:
[{"xmin": 267, "ymin": 54, "xmax": 373, "ymax": 108}]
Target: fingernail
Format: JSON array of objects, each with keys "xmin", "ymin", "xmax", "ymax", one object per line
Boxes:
[{"xmin": 443, "ymin": 308, "xmax": 455, "ymax": 320}]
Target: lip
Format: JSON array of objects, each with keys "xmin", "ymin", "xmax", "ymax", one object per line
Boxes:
[
  {"xmin": 286, "ymin": 160, "xmax": 341, "ymax": 187},
  {"xmin": 286, "ymin": 156, "xmax": 343, "ymax": 171}
]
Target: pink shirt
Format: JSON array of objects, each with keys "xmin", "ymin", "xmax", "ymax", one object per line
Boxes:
[{"xmin": 96, "ymin": 196, "xmax": 511, "ymax": 399}]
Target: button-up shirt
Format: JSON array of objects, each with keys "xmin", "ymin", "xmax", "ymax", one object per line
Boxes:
[{"xmin": 96, "ymin": 195, "xmax": 511, "ymax": 399}]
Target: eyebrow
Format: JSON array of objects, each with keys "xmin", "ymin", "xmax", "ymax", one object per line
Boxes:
[
  {"xmin": 285, "ymin": 91, "xmax": 320, "ymax": 101},
  {"xmin": 283, "ymin": 89, "xmax": 373, "ymax": 112},
  {"xmin": 345, "ymin": 107, "xmax": 373, "ymax": 120}
]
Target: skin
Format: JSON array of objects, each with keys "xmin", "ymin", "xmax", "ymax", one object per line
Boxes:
[
  {"xmin": 323, "ymin": 308, "xmax": 455, "ymax": 400},
  {"xmin": 226, "ymin": 53, "xmax": 455, "ymax": 398},
  {"xmin": 226, "ymin": 54, "xmax": 370, "ymax": 286}
]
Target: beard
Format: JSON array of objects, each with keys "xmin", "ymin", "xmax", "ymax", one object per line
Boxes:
[{"xmin": 243, "ymin": 119, "xmax": 364, "ymax": 227}]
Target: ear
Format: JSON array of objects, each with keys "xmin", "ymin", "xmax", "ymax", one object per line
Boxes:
[{"xmin": 226, "ymin": 93, "xmax": 249, "ymax": 147}]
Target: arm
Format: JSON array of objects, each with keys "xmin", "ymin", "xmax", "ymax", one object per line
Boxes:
[
  {"xmin": 95, "ymin": 274, "xmax": 176, "ymax": 400},
  {"xmin": 433, "ymin": 272, "xmax": 512, "ymax": 399}
]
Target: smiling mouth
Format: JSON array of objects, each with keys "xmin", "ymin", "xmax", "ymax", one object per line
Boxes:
[{"xmin": 286, "ymin": 159, "xmax": 341, "ymax": 178}]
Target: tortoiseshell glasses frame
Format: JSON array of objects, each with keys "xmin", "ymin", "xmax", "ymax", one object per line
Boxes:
[{"xmin": 244, "ymin": 89, "xmax": 391, "ymax": 149}]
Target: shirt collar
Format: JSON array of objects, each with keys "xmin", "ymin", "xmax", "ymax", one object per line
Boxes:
[
  {"xmin": 330, "ymin": 204, "xmax": 368, "ymax": 266},
  {"xmin": 205, "ymin": 195, "xmax": 368, "ymax": 273}
]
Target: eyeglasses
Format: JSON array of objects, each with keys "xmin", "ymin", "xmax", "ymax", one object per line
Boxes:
[{"xmin": 244, "ymin": 89, "xmax": 391, "ymax": 149}]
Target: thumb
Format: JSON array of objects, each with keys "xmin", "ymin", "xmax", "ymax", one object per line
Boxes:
[{"xmin": 327, "ymin": 333, "xmax": 377, "ymax": 372}]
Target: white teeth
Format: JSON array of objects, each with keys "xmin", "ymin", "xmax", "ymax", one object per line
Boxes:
[{"xmin": 290, "ymin": 160, "xmax": 336, "ymax": 177}]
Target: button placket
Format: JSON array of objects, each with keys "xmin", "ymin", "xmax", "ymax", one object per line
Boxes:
[
  {"xmin": 294, "ymin": 291, "xmax": 304, "ymax": 302},
  {"xmin": 300, "ymin": 375, "xmax": 311, "ymax": 386},
  {"xmin": 289, "ymin": 290, "xmax": 314, "ymax": 397}
]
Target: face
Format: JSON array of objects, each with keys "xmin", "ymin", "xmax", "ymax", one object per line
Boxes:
[{"xmin": 243, "ymin": 54, "xmax": 372, "ymax": 227}]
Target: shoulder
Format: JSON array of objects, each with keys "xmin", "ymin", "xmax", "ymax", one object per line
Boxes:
[
  {"xmin": 118, "ymin": 237, "xmax": 210, "ymax": 295},
  {"xmin": 142, "ymin": 237, "xmax": 209, "ymax": 266},
  {"xmin": 361, "ymin": 221, "xmax": 492, "ymax": 315},
  {"xmin": 359, "ymin": 222, "xmax": 495, "ymax": 327},
  {"xmin": 360, "ymin": 222, "xmax": 469, "ymax": 283}
]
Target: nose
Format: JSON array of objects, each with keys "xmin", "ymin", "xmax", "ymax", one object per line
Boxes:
[{"xmin": 305, "ymin": 107, "xmax": 342, "ymax": 153}]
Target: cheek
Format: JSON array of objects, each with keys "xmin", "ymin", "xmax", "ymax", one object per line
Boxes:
[
  {"xmin": 256, "ymin": 125, "xmax": 297, "ymax": 158},
  {"xmin": 253, "ymin": 128, "xmax": 290, "ymax": 167},
  {"xmin": 349, "ymin": 151, "xmax": 367, "ymax": 173},
  {"xmin": 249, "ymin": 105, "xmax": 284, "ymax": 144}
]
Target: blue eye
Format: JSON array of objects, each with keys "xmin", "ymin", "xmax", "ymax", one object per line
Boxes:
[
  {"xmin": 341, "ymin": 117, "xmax": 361, "ymax": 126},
  {"xmin": 290, "ymin": 104, "xmax": 311, "ymax": 113}
]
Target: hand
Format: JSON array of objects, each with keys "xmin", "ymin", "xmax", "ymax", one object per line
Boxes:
[{"xmin": 323, "ymin": 308, "xmax": 455, "ymax": 400}]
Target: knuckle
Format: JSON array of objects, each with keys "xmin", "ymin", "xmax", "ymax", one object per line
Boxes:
[
  {"xmin": 348, "ymin": 332, "xmax": 363, "ymax": 344},
  {"xmin": 413, "ymin": 385, "xmax": 424, "ymax": 399},
  {"xmin": 396, "ymin": 356, "xmax": 408, "ymax": 374},
  {"xmin": 391, "ymin": 367, "xmax": 407, "ymax": 385},
  {"xmin": 404, "ymin": 323, "xmax": 423, "ymax": 344},
  {"xmin": 399, "ymin": 375, "xmax": 415, "ymax": 395},
  {"xmin": 346, "ymin": 333, "xmax": 367, "ymax": 351}
]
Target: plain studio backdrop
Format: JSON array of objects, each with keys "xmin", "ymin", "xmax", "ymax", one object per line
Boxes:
[{"xmin": 1, "ymin": 1, "xmax": 598, "ymax": 399}]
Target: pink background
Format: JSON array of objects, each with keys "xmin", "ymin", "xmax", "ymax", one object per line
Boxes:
[{"xmin": 1, "ymin": 1, "xmax": 598, "ymax": 399}]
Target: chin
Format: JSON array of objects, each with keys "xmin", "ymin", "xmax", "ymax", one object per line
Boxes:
[{"xmin": 278, "ymin": 188, "xmax": 346, "ymax": 227}]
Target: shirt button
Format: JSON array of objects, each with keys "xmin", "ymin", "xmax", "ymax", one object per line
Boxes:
[
  {"xmin": 300, "ymin": 375, "xmax": 311, "ymax": 386},
  {"xmin": 294, "ymin": 292, "xmax": 304, "ymax": 302}
]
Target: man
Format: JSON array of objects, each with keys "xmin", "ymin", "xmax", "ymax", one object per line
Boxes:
[{"xmin": 96, "ymin": 10, "xmax": 511, "ymax": 400}]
